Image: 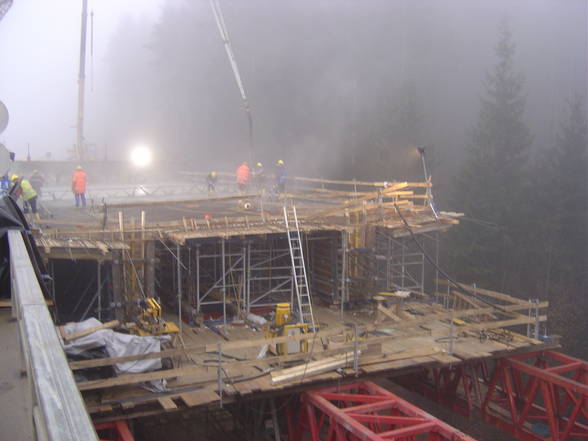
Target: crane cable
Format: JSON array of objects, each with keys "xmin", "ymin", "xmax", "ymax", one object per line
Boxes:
[
  {"xmin": 209, "ymin": 0, "xmax": 253, "ymax": 160},
  {"xmin": 393, "ymin": 203, "xmax": 508, "ymax": 313}
]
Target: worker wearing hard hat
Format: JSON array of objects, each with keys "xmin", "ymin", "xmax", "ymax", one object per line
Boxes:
[
  {"xmin": 11, "ymin": 174, "xmax": 38, "ymax": 214},
  {"xmin": 236, "ymin": 161, "xmax": 250, "ymax": 194},
  {"xmin": 72, "ymin": 165, "xmax": 87, "ymax": 208},
  {"xmin": 275, "ymin": 159, "xmax": 287, "ymax": 194},
  {"xmin": 207, "ymin": 171, "xmax": 218, "ymax": 193},
  {"xmin": 0, "ymin": 174, "xmax": 10, "ymax": 195},
  {"xmin": 253, "ymin": 161, "xmax": 266, "ymax": 191},
  {"xmin": 29, "ymin": 170, "xmax": 45, "ymax": 196}
]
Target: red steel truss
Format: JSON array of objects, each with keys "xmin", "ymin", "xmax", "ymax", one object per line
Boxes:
[
  {"xmin": 393, "ymin": 350, "xmax": 588, "ymax": 441},
  {"xmin": 287, "ymin": 381, "xmax": 477, "ymax": 441},
  {"xmin": 482, "ymin": 350, "xmax": 588, "ymax": 441},
  {"xmin": 95, "ymin": 421, "xmax": 135, "ymax": 441},
  {"xmin": 394, "ymin": 360, "xmax": 490, "ymax": 418}
]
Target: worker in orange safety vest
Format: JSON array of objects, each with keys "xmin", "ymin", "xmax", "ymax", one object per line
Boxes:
[
  {"xmin": 72, "ymin": 165, "xmax": 87, "ymax": 208},
  {"xmin": 236, "ymin": 161, "xmax": 250, "ymax": 194}
]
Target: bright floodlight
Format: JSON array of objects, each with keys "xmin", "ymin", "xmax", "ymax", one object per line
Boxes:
[{"xmin": 130, "ymin": 145, "xmax": 152, "ymax": 168}]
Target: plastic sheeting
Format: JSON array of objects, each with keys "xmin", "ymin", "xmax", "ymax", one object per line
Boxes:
[{"xmin": 60, "ymin": 318, "xmax": 171, "ymax": 375}]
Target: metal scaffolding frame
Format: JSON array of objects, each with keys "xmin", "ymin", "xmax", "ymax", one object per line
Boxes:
[
  {"xmin": 176, "ymin": 234, "xmax": 311, "ymax": 315},
  {"xmin": 374, "ymin": 227, "xmax": 440, "ymax": 296},
  {"xmin": 156, "ymin": 226, "xmax": 441, "ymax": 319}
]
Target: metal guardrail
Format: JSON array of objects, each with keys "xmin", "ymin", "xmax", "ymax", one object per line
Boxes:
[{"xmin": 8, "ymin": 229, "xmax": 98, "ymax": 441}]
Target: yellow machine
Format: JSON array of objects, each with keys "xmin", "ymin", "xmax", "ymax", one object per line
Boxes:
[
  {"xmin": 130, "ymin": 297, "xmax": 180, "ymax": 336},
  {"xmin": 267, "ymin": 303, "xmax": 309, "ymax": 355}
]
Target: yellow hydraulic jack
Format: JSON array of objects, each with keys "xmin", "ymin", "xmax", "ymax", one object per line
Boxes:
[
  {"xmin": 130, "ymin": 297, "xmax": 180, "ymax": 336},
  {"xmin": 267, "ymin": 303, "xmax": 309, "ymax": 355}
]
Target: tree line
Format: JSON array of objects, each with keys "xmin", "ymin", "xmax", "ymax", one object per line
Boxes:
[{"xmin": 447, "ymin": 22, "xmax": 587, "ymax": 357}]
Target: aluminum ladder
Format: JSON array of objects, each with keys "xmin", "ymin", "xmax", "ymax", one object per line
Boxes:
[{"xmin": 283, "ymin": 205, "xmax": 316, "ymax": 330}]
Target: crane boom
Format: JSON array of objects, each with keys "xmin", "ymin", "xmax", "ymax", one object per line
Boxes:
[{"xmin": 209, "ymin": 0, "xmax": 253, "ymax": 159}]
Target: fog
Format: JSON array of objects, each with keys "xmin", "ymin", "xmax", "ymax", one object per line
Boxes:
[
  {"xmin": 1, "ymin": 0, "xmax": 585, "ymax": 184},
  {"xmin": 0, "ymin": 0, "xmax": 162, "ymax": 160}
]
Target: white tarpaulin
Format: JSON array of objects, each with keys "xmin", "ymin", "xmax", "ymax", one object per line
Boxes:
[{"xmin": 60, "ymin": 318, "xmax": 171, "ymax": 375}]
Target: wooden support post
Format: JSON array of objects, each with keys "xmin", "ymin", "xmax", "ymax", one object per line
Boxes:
[
  {"xmin": 196, "ymin": 244, "xmax": 201, "ymax": 313},
  {"xmin": 111, "ymin": 250, "xmax": 124, "ymax": 322},
  {"xmin": 96, "ymin": 260, "xmax": 102, "ymax": 321},
  {"xmin": 144, "ymin": 241, "xmax": 155, "ymax": 299}
]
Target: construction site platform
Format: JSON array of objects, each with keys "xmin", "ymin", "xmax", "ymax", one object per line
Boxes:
[
  {"xmin": 77, "ymin": 285, "xmax": 554, "ymax": 423},
  {"xmin": 30, "ymin": 178, "xmax": 460, "ymax": 247}
]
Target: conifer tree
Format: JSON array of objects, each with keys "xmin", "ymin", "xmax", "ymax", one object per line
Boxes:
[{"xmin": 449, "ymin": 21, "xmax": 531, "ymax": 290}]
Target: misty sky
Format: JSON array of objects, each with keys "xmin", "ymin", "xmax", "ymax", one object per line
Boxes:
[
  {"xmin": 0, "ymin": 0, "xmax": 163, "ymax": 159},
  {"xmin": 0, "ymin": 0, "xmax": 586, "ymax": 171}
]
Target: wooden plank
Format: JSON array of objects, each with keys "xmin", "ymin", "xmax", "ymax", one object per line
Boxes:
[
  {"xmin": 271, "ymin": 352, "xmax": 356, "ymax": 384},
  {"xmin": 377, "ymin": 304, "xmax": 401, "ymax": 322},
  {"xmin": 438, "ymin": 280, "xmax": 535, "ymax": 305},
  {"xmin": 157, "ymin": 397, "xmax": 177, "ymax": 411},
  {"xmin": 360, "ymin": 347, "xmax": 444, "ymax": 367},
  {"xmin": 181, "ymin": 388, "xmax": 219, "ymax": 407},
  {"xmin": 451, "ymin": 290, "xmax": 486, "ymax": 309},
  {"xmin": 0, "ymin": 298, "xmax": 54, "ymax": 308},
  {"xmin": 77, "ymin": 366, "xmax": 218, "ymax": 391},
  {"xmin": 62, "ymin": 320, "xmax": 120, "ymax": 341},
  {"xmin": 103, "ymin": 193, "xmax": 260, "ymax": 210}
]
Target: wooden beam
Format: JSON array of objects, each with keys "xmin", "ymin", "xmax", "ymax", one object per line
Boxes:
[
  {"xmin": 77, "ymin": 366, "xmax": 219, "ymax": 391},
  {"xmin": 61, "ymin": 320, "xmax": 119, "ymax": 342},
  {"xmin": 271, "ymin": 352, "xmax": 356, "ymax": 384},
  {"xmin": 102, "ymin": 193, "xmax": 260, "ymax": 210},
  {"xmin": 437, "ymin": 280, "xmax": 532, "ymax": 304},
  {"xmin": 377, "ymin": 304, "xmax": 401, "ymax": 322}
]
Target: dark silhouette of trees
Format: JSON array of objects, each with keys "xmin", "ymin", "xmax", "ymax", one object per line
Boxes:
[{"xmin": 449, "ymin": 22, "xmax": 532, "ymax": 291}]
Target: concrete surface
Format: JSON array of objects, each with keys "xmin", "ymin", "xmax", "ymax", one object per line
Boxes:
[{"xmin": 0, "ymin": 309, "xmax": 34, "ymax": 441}]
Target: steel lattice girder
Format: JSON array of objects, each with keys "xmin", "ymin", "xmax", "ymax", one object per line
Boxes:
[
  {"xmin": 394, "ymin": 361, "xmax": 490, "ymax": 418},
  {"xmin": 482, "ymin": 350, "xmax": 588, "ymax": 441},
  {"xmin": 95, "ymin": 421, "xmax": 135, "ymax": 441},
  {"xmin": 290, "ymin": 381, "xmax": 477, "ymax": 441}
]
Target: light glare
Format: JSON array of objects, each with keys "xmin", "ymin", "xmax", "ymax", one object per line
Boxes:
[{"xmin": 130, "ymin": 145, "xmax": 152, "ymax": 168}]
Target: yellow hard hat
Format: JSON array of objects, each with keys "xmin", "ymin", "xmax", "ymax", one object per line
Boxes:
[
  {"xmin": 256, "ymin": 162, "xmax": 263, "ymax": 167},
  {"xmin": 10, "ymin": 174, "xmax": 18, "ymax": 181},
  {"xmin": 277, "ymin": 159, "xmax": 284, "ymax": 165},
  {"xmin": 76, "ymin": 165, "xmax": 82, "ymax": 170},
  {"xmin": 211, "ymin": 171, "xmax": 217, "ymax": 177}
]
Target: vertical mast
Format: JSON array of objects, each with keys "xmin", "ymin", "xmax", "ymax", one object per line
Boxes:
[{"xmin": 75, "ymin": 0, "xmax": 88, "ymax": 161}]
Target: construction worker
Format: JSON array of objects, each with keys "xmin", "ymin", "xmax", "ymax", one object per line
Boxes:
[
  {"xmin": 236, "ymin": 161, "xmax": 250, "ymax": 194},
  {"xmin": 72, "ymin": 165, "xmax": 87, "ymax": 208},
  {"xmin": 275, "ymin": 159, "xmax": 287, "ymax": 194},
  {"xmin": 0, "ymin": 174, "xmax": 10, "ymax": 195},
  {"xmin": 253, "ymin": 161, "xmax": 266, "ymax": 190},
  {"xmin": 29, "ymin": 170, "xmax": 45, "ymax": 196},
  {"xmin": 206, "ymin": 171, "xmax": 218, "ymax": 193},
  {"xmin": 11, "ymin": 174, "xmax": 38, "ymax": 214}
]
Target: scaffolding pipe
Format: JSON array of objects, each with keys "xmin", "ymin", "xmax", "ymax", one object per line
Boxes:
[
  {"xmin": 222, "ymin": 238, "xmax": 227, "ymax": 328},
  {"xmin": 196, "ymin": 245, "xmax": 200, "ymax": 312},
  {"xmin": 340, "ymin": 230, "xmax": 347, "ymax": 318},
  {"xmin": 176, "ymin": 244, "xmax": 182, "ymax": 336},
  {"xmin": 246, "ymin": 242, "xmax": 251, "ymax": 314},
  {"xmin": 96, "ymin": 261, "xmax": 101, "ymax": 321}
]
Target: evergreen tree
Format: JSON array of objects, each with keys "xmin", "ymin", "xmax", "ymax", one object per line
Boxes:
[
  {"xmin": 530, "ymin": 95, "xmax": 588, "ymax": 356},
  {"xmin": 449, "ymin": 22, "xmax": 532, "ymax": 291}
]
